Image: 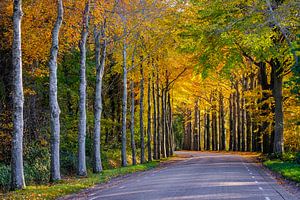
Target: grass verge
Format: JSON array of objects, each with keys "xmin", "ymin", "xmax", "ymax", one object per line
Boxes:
[
  {"xmin": 264, "ymin": 160, "xmax": 300, "ymax": 183},
  {"xmin": 1, "ymin": 161, "xmax": 160, "ymax": 200}
]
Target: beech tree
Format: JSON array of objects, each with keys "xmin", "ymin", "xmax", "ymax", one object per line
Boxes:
[
  {"xmin": 11, "ymin": 0, "xmax": 25, "ymax": 190},
  {"xmin": 78, "ymin": 0, "xmax": 90, "ymax": 177},
  {"xmin": 49, "ymin": 0, "xmax": 63, "ymax": 182},
  {"xmin": 93, "ymin": 19, "xmax": 107, "ymax": 173}
]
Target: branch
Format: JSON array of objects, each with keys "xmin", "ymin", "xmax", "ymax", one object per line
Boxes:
[{"xmin": 164, "ymin": 68, "xmax": 188, "ymax": 91}]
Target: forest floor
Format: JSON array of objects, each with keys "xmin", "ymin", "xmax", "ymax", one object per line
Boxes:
[{"xmin": 60, "ymin": 151, "xmax": 300, "ymax": 200}]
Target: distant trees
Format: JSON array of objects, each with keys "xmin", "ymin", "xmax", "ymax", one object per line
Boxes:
[{"xmin": 177, "ymin": 0, "xmax": 299, "ymax": 155}]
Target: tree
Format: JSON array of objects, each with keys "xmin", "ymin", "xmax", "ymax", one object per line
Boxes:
[
  {"xmin": 130, "ymin": 80, "xmax": 137, "ymax": 165},
  {"xmin": 147, "ymin": 77, "xmax": 152, "ymax": 161},
  {"xmin": 49, "ymin": 0, "xmax": 63, "ymax": 182},
  {"xmin": 139, "ymin": 59, "xmax": 145, "ymax": 163},
  {"xmin": 93, "ymin": 19, "xmax": 107, "ymax": 173},
  {"xmin": 120, "ymin": 13, "xmax": 128, "ymax": 167},
  {"xmin": 77, "ymin": 0, "xmax": 90, "ymax": 177},
  {"xmin": 11, "ymin": 0, "xmax": 25, "ymax": 190}
]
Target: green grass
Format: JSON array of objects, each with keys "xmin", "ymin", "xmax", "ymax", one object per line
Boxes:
[
  {"xmin": 264, "ymin": 160, "xmax": 300, "ymax": 183},
  {"xmin": 1, "ymin": 161, "xmax": 159, "ymax": 200}
]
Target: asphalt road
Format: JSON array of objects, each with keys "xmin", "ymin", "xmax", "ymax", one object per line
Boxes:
[{"xmin": 65, "ymin": 152, "xmax": 299, "ymax": 200}]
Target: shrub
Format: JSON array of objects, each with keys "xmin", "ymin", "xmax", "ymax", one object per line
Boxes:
[
  {"xmin": 24, "ymin": 143, "xmax": 50, "ymax": 184},
  {"xmin": 61, "ymin": 150, "xmax": 77, "ymax": 175},
  {"xmin": 296, "ymin": 152, "xmax": 300, "ymax": 164},
  {"xmin": 281, "ymin": 152, "xmax": 296, "ymax": 162},
  {"xmin": 0, "ymin": 164, "xmax": 10, "ymax": 191}
]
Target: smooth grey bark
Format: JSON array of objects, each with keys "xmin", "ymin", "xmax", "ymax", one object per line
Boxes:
[
  {"xmin": 218, "ymin": 94, "xmax": 222, "ymax": 151},
  {"xmin": 167, "ymin": 93, "xmax": 174, "ymax": 155},
  {"xmin": 11, "ymin": 0, "xmax": 25, "ymax": 190},
  {"xmin": 147, "ymin": 78, "xmax": 152, "ymax": 161},
  {"xmin": 245, "ymin": 76, "xmax": 252, "ymax": 152},
  {"xmin": 93, "ymin": 21, "xmax": 107, "ymax": 173},
  {"xmin": 206, "ymin": 111, "xmax": 210, "ymax": 150},
  {"xmin": 229, "ymin": 92, "xmax": 234, "ymax": 151},
  {"xmin": 236, "ymin": 80, "xmax": 241, "ymax": 151},
  {"xmin": 194, "ymin": 100, "xmax": 200, "ymax": 151},
  {"xmin": 161, "ymin": 89, "xmax": 167, "ymax": 157},
  {"xmin": 130, "ymin": 81, "xmax": 136, "ymax": 165},
  {"xmin": 49, "ymin": 0, "xmax": 63, "ymax": 182},
  {"xmin": 198, "ymin": 108, "xmax": 201, "ymax": 151},
  {"xmin": 152, "ymin": 76, "xmax": 157, "ymax": 160},
  {"xmin": 241, "ymin": 76, "xmax": 246, "ymax": 152},
  {"xmin": 211, "ymin": 104, "xmax": 217, "ymax": 151},
  {"xmin": 165, "ymin": 90, "xmax": 170, "ymax": 157},
  {"xmin": 233, "ymin": 88, "xmax": 237, "ymax": 151},
  {"xmin": 78, "ymin": 0, "xmax": 90, "ymax": 177},
  {"xmin": 219, "ymin": 92, "xmax": 225, "ymax": 151},
  {"xmin": 121, "ymin": 23, "xmax": 128, "ymax": 167},
  {"xmin": 139, "ymin": 62, "xmax": 145, "ymax": 164},
  {"xmin": 156, "ymin": 74, "xmax": 161, "ymax": 159},
  {"xmin": 164, "ymin": 88, "xmax": 170, "ymax": 157},
  {"xmin": 204, "ymin": 113, "xmax": 207, "ymax": 150}
]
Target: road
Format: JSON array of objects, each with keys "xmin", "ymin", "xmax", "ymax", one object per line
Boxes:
[{"xmin": 64, "ymin": 152, "xmax": 299, "ymax": 200}]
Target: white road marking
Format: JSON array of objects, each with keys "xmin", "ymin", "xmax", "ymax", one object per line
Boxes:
[
  {"xmin": 265, "ymin": 197, "xmax": 271, "ymax": 200},
  {"xmin": 250, "ymin": 172, "xmax": 253, "ymax": 175},
  {"xmin": 252, "ymin": 176, "xmax": 255, "ymax": 179},
  {"xmin": 119, "ymin": 186, "xmax": 125, "ymax": 189},
  {"xmin": 259, "ymin": 187, "xmax": 264, "ymax": 191}
]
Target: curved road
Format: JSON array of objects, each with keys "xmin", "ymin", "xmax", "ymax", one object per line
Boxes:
[{"xmin": 64, "ymin": 152, "xmax": 299, "ymax": 200}]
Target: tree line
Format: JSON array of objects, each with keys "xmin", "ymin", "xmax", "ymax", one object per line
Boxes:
[
  {"xmin": 2, "ymin": 0, "xmax": 184, "ymax": 190},
  {"xmin": 178, "ymin": 0, "xmax": 299, "ymax": 156},
  {"xmin": 0, "ymin": 0, "xmax": 299, "ymax": 193}
]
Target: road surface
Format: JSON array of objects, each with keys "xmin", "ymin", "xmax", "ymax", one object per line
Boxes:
[{"xmin": 63, "ymin": 152, "xmax": 299, "ymax": 200}]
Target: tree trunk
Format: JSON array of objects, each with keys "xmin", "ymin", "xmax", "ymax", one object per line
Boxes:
[
  {"xmin": 198, "ymin": 108, "xmax": 201, "ymax": 151},
  {"xmin": 130, "ymin": 81, "xmax": 136, "ymax": 165},
  {"xmin": 156, "ymin": 74, "xmax": 161, "ymax": 159},
  {"xmin": 167, "ymin": 93, "xmax": 174, "ymax": 155},
  {"xmin": 49, "ymin": 0, "xmax": 63, "ymax": 182},
  {"xmin": 271, "ymin": 59, "xmax": 284, "ymax": 155},
  {"xmin": 229, "ymin": 92, "xmax": 234, "ymax": 151},
  {"xmin": 204, "ymin": 113, "xmax": 207, "ymax": 150},
  {"xmin": 206, "ymin": 111, "xmax": 211, "ymax": 150},
  {"xmin": 161, "ymin": 89, "xmax": 166, "ymax": 157},
  {"xmin": 194, "ymin": 100, "xmax": 200, "ymax": 151},
  {"xmin": 220, "ymin": 92, "xmax": 225, "ymax": 151},
  {"xmin": 241, "ymin": 76, "xmax": 246, "ymax": 152},
  {"xmin": 211, "ymin": 106, "xmax": 217, "ymax": 151},
  {"xmin": 165, "ymin": 90, "xmax": 170, "ymax": 157},
  {"xmin": 236, "ymin": 80, "xmax": 241, "ymax": 151},
  {"xmin": 11, "ymin": 0, "xmax": 25, "ymax": 190},
  {"xmin": 77, "ymin": 0, "xmax": 90, "ymax": 177},
  {"xmin": 245, "ymin": 76, "xmax": 252, "ymax": 152},
  {"xmin": 93, "ymin": 21, "xmax": 107, "ymax": 173},
  {"xmin": 233, "ymin": 89, "xmax": 237, "ymax": 151},
  {"xmin": 258, "ymin": 62, "xmax": 270, "ymax": 153},
  {"xmin": 121, "ymin": 24, "xmax": 128, "ymax": 167},
  {"xmin": 147, "ymin": 78, "xmax": 152, "ymax": 161},
  {"xmin": 250, "ymin": 75, "xmax": 257, "ymax": 152},
  {"xmin": 140, "ymin": 62, "xmax": 145, "ymax": 164},
  {"xmin": 152, "ymin": 76, "xmax": 157, "ymax": 159},
  {"xmin": 218, "ymin": 93, "xmax": 222, "ymax": 151}
]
